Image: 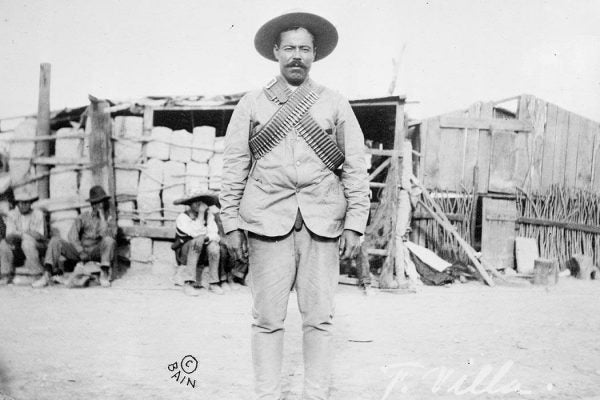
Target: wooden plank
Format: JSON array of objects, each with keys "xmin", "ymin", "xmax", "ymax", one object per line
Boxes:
[
  {"xmin": 393, "ymin": 103, "xmax": 405, "ymax": 150},
  {"xmin": 471, "ymin": 165, "xmax": 479, "ymax": 246},
  {"xmin": 414, "ymin": 191, "xmax": 496, "ymax": 286},
  {"xmin": 564, "ymin": 111, "xmax": 585, "ymax": 187},
  {"xmin": 518, "ymin": 217, "xmax": 600, "ymax": 235},
  {"xmin": 32, "ymin": 157, "xmax": 90, "ymax": 165},
  {"xmin": 365, "ymin": 148, "xmax": 399, "ymax": 157},
  {"xmin": 575, "ymin": 118, "xmax": 596, "ymax": 189},
  {"xmin": 142, "ymin": 106, "xmax": 154, "ymax": 159},
  {"xmin": 0, "ymin": 133, "xmax": 88, "ymax": 142},
  {"xmin": 121, "ymin": 225, "xmax": 173, "ymax": 239},
  {"xmin": 514, "ymin": 131, "xmax": 530, "ymax": 189},
  {"xmin": 592, "ymin": 123, "xmax": 600, "ymax": 191},
  {"xmin": 481, "ymin": 198, "xmax": 517, "ymax": 270},
  {"xmin": 423, "ymin": 117, "xmax": 442, "ymax": 188},
  {"xmin": 540, "ymin": 103, "xmax": 558, "ymax": 189},
  {"xmin": 488, "ymin": 130, "xmax": 517, "ymax": 193},
  {"xmin": 418, "ymin": 118, "xmax": 428, "ymax": 183},
  {"xmin": 437, "ymin": 125, "xmax": 464, "ymax": 190},
  {"xmin": 462, "ymin": 102, "xmax": 481, "ymax": 190},
  {"xmin": 528, "ymin": 98, "xmax": 547, "ymax": 191},
  {"xmin": 88, "ymin": 97, "xmax": 115, "ymax": 223},
  {"xmin": 367, "ymin": 158, "xmax": 391, "ymax": 181},
  {"xmin": 552, "ymin": 107, "xmax": 570, "ymax": 186},
  {"xmin": 477, "ymin": 102, "xmax": 494, "ymax": 193},
  {"xmin": 367, "ymin": 248, "xmax": 388, "ymax": 256},
  {"xmin": 35, "ymin": 63, "xmax": 51, "ymax": 199},
  {"xmin": 106, "ymin": 115, "xmax": 117, "ymax": 224},
  {"xmin": 440, "ymin": 116, "xmax": 533, "ymax": 132},
  {"xmin": 412, "ymin": 211, "xmax": 466, "ymax": 222}
]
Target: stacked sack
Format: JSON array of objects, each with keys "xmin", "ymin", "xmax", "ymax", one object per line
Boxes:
[
  {"xmin": 49, "ymin": 124, "xmax": 87, "ymax": 239},
  {"xmin": 126, "ymin": 125, "xmax": 220, "ymax": 228},
  {"xmin": 6, "ymin": 120, "xmax": 90, "ymax": 240}
]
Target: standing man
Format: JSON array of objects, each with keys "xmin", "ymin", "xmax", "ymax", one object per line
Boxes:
[
  {"xmin": 32, "ymin": 185, "xmax": 116, "ymax": 288},
  {"xmin": 0, "ymin": 188, "xmax": 46, "ymax": 284},
  {"xmin": 220, "ymin": 11, "xmax": 370, "ymax": 400}
]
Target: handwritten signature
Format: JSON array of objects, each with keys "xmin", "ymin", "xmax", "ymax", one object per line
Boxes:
[{"xmin": 380, "ymin": 360, "xmax": 532, "ymax": 398}]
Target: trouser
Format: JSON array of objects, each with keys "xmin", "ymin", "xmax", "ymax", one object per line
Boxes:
[
  {"xmin": 220, "ymin": 242, "xmax": 248, "ymax": 281},
  {"xmin": 43, "ymin": 236, "xmax": 116, "ymax": 275},
  {"xmin": 248, "ymin": 223, "xmax": 339, "ymax": 400},
  {"xmin": 175, "ymin": 236, "xmax": 220, "ymax": 285},
  {"xmin": 0, "ymin": 234, "xmax": 45, "ymax": 277}
]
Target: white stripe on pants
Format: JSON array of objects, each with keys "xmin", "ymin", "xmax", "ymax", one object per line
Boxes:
[{"xmin": 248, "ymin": 223, "xmax": 339, "ymax": 400}]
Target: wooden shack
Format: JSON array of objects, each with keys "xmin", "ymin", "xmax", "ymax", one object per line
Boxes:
[{"xmin": 412, "ymin": 94, "xmax": 600, "ymax": 270}]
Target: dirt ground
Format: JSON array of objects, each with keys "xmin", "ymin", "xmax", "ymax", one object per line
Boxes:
[{"xmin": 1, "ymin": 264, "xmax": 600, "ymax": 400}]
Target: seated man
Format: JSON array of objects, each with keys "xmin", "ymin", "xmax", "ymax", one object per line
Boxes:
[
  {"xmin": 172, "ymin": 191, "xmax": 224, "ymax": 296},
  {"xmin": 32, "ymin": 185, "xmax": 116, "ymax": 288},
  {"xmin": 0, "ymin": 187, "xmax": 46, "ymax": 285}
]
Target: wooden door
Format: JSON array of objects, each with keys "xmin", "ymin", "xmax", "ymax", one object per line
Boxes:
[{"xmin": 481, "ymin": 197, "xmax": 517, "ymax": 270}]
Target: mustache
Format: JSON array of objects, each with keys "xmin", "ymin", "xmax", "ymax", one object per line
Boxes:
[{"xmin": 286, "ymin": 61, "xmax": 307, "ymax": 69}]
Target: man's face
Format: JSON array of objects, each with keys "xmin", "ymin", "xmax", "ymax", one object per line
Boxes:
[
  {"xmin": 91, "ymin": 201, "xmax": 102, "ymax": 214},
  {"xmin": 17, "ymin": 201, "xmax": 32, "ymax": 215},
  {"xmin": 189, "ymin": 200, "xmax": 208, "ymax": 215},
  {"xmin": 91, "ymin": 199, "xmax": 107, "ymax": 214},
  {"xmin": 273, "ymin": 28, "xmax": 316, "ymax": 86}
]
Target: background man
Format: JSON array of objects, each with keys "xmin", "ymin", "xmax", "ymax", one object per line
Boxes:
[
  {"xmin": 220, "ymin": 11, "xmax": 370, "ymax": 400},
  {"xmin": 171, "ymin": 191, "xmax": 223, "ymax": 296},
  {"xmin": 32, "ymin": 185, "xmax": 116, "ymax": 288},
  {"xmin": 0, "ymin": 187, "xmax": 45, "ymax": 285}
]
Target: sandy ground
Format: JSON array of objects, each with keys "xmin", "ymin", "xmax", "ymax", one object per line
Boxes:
[{"xmin": 1, "ymin": 264, "xmax": 600, "ymax": 400}]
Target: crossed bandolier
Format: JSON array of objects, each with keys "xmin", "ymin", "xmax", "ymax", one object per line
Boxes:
[{"xmin": 249, "ymin": 77, "xmax": 345, "ymax": 171}]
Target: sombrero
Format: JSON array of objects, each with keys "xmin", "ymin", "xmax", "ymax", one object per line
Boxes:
[
  {"xmin": 173, "ymin": 190, "xmax": 220, "ymax": 207},
  {"xmin": 254, "ymin": 11, "xmax": 338, "ymax": 62},
  {"xmin": 13, "ymin": 186, "xmax": 39, "ymax": 202}
]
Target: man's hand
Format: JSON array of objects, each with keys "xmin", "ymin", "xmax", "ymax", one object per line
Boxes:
[
  {"xmin": 79, "ymin": 251, "xmax": 90, "ymax": 262},
  {"xmin": 225, "ymin": 230, "xmax": 248, "ymax": 262},
  {"xmin": 339, "ymin": 229, "xmax": 361, "ymax": 260}
]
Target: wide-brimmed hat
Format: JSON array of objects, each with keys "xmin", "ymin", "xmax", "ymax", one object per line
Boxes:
[
  {"xmin": 254, "ymin": 11, "xmax": 338, "ymax": 62},
  {"xmin": 173, "ymin": 190, "xmax": 220, "ymax": 207},
  {"xmin": 87, "ymin": 185, "xmax": 110, "ymax": 203},
  {"xmin": 14, "ymin": 185, "xmax": 39, "ymax": 202}
]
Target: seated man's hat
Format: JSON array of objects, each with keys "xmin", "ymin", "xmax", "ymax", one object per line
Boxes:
[
  {"xmin": 173, "ymin": 190, "xmax": 220, "ymax": 207},
  {"xmin": 254, "ymin": 11, "xmax": 338, "ymax": 62},
  {"xmin": 13, "ymin": 185, "xmax": 39, "ymax": 202},
  {"xmin": 87, "ymin": 185, "xmax": 110, "ymax": 203}
]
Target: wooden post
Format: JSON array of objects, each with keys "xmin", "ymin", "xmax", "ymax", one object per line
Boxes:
[
  {"xmin": 470, "ymin": 165, "xmax": 479, "ymax": 246},
  {"xmin": 142, "ymin": 106, "xmax": 154, "ymax": 158},
  {"xmin": 393, "ymin": 101, "xmax": 405, "ymax": 168},
  {"xmin": 35, "ymin": 63, "xmax": 51, "ymax": 199},
  {"xmin": 88, "ymin": 96, "xmax": 117, "ymax": 223}
]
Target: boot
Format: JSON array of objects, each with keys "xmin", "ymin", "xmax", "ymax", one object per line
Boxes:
[
  {"xmin": 208, "ymin": 283, "xmax": 224, "ymax": 295},
  {"xmin": 32, "ymin": 272, "xmax": 51, "ymax": 288},
  {"xmin": 183, "ymin": 281, "xmax": 200, "ymax": 296}
]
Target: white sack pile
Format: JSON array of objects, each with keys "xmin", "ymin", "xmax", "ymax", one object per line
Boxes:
[
  {"xmin": 192, "ymin": 126, "xmax": 215, "ymax": 162},
  {"xmin": 146, "ymin": 126, "xmax": 171, "ymax": 160},
  {"xmin": 169, "ymin": 130, "xmax": 192, "ymax": 163},
  {"xmin": 113, "ymin": 116, "xmax": 143, "ymax": 163}
]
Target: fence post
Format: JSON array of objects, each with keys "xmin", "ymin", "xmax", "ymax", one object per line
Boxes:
[{"xmin": 35, "ymin": 63, "xmax": 51, "ymax": 199}]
